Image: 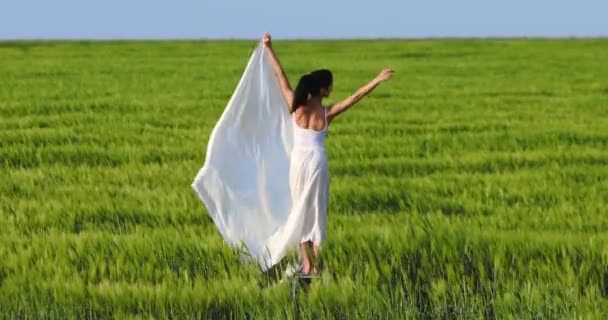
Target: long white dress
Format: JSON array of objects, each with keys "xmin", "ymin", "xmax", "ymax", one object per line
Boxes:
[
  {"xmin": 290, "ymin": 110, "xmax": 329, "ymax": 246},
  {"xmin": 191, "ymin": 42, "xmax": 329, "ymax": 272},
  {"xmin": 263, "ymin": 109, "xmax": 330, "ymax": 266}
]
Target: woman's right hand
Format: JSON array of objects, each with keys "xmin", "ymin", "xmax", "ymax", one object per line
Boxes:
[
  {"xmin": 376, "ymin": 68, "xmax": 395, "ymax": 82},
  {"xmin": 262, "ymin": 32, "xmax": 272, "ymax": 48}
]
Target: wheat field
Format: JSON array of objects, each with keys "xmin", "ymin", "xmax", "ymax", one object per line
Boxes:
[{"xmin": 1, "ymin": 39, "xmax": 608, "ymax": 319}]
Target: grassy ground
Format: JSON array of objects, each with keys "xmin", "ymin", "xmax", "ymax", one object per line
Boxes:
[{"xmin": 1, "ymin": 39, "xmax": 608, "ymax": 319}]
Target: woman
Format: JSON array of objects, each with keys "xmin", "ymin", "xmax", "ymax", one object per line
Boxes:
[{"xmin": 262, "ymin": 33, "xmax": 394, "ymax": 275}]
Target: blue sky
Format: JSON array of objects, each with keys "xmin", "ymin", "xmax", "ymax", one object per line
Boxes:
[{"xmin": 1, "ymin": 0, "xmax": 607, "ymax": 39}]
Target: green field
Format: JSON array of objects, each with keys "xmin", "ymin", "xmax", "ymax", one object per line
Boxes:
[{"xmin": 1, "ymin": 39, "xmax": 608, "ymax": 319}]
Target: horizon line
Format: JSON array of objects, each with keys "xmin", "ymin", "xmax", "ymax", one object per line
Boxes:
[{"xmin": 1, "ymin": 35, "xmax": 607, "ymax": 42}]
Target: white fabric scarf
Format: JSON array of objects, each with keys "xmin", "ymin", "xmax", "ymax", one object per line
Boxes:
[{"xmin": 192, "ymin": 43, "xmax": 294, "ymax": 271}]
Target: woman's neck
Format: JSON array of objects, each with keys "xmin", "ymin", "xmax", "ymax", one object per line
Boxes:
[{"xmin": 306, "ymin": 96, "xmax": 323, "ymax": 106}]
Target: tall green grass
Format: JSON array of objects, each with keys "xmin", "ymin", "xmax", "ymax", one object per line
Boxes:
[{"xmin": 1, "ymin": 39, "xmax": 608, "ymax": 318}]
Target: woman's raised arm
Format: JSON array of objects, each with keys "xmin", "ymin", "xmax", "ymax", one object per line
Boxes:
[
  {"xmin": 327, "ymin": 68, "xmax": 394, "ymax": 122},
  {"xmin": 262, "ymin": 33, "xmax": 294, "ymax": 109}
]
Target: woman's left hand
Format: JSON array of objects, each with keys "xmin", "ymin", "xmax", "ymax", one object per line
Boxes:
[
  {"xmin": 376, "ymin": 68, "xmax": 395, "ymax": 82},
  {"xmin": 262, "ymin": 33, "xmax": 272, "ymax": 48}
]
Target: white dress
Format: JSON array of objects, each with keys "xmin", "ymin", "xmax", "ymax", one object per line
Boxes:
[
  {"xmin": 263, "ymin": 109, "xmax": 330, "ymax": 266},
  {"xmin": 290, "ymin": 109, "xmax": 330, "ymax": 246},
  {"xmin": 191, "ymin": 42, "xmax": 329, "ymax": 272}
]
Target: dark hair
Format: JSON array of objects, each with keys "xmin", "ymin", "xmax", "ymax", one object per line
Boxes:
[
  {"xmin": 310, "ymin": 69, "xmax": 333, "ymax": 89},
  {"xmin": 291, "ymin": 69, "xmax": 333, "ymax": 113},
  {"xmin": 291, "ymin": 74, "xmax": 319, "ymax": 112}
]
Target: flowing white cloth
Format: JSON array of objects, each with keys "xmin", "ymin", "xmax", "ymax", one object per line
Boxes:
[{"xmin": 192, "ymin": 43, "xmax": 329, "ymax": 272}]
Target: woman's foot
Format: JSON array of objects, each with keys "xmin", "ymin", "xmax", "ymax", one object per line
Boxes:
[
  {"xmin": 301, "ymin": 260, "xmax": 311, "ymax": 275},
  {"xmin": 311, "ymin": 259, "xmax": 322, "ymax": 275},
  {"xmin": 297, "ymin": 260, "xmax": 321, "ymax": 278}
]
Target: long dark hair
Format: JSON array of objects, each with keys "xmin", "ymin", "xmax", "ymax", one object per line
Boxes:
[
  {"xmin": 291, "ymin": 69, "xmax": 333, "ymax": 113},
  {"xmin": 310, "ymin": 69, "xmax": 332, "ymax": 90}
]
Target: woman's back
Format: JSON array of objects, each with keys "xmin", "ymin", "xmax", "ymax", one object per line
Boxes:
[
  {"xmin": 292, "ymin": 105, "xmax": 327, "ymax": 132},
  {"xmin": 292, "ymin": 105, "xmax": 328, "ymax": 149}
]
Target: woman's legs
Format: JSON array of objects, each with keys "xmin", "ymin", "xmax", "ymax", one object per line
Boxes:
[
  {"xmin": 300, "ymin": 241, "xmax": 322, "ymax": 275},
  {"xmin": 300, "ymin": 241, "xmax": 312, "ymax": 274}
]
